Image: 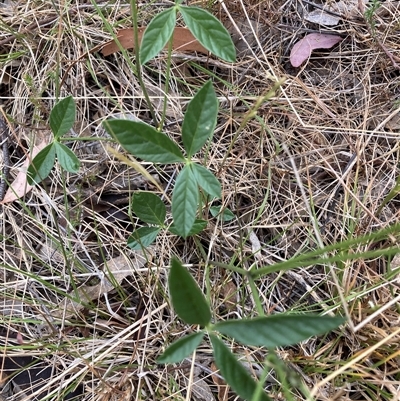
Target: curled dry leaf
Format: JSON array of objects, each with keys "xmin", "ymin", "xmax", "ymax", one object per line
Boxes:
[
  {"xmin": 0, "ymin": 141, "xmax": 47, "ymax": 204},
  {"xmin": 290, "ymin": 33, "xmax": 343, "ymax": 67},
  {"xmin": 102, "ymin": 27, "xmax": 208, "ymax": 56}
]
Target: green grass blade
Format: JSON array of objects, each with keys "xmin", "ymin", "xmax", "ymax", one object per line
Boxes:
[
  {"xmin": 252, "ymin": 223, "xmax": 400, "ymax": 278},
  {"xmin": 191, "ymin": 163, "xmax": 221, "ymax": 198},
  {"xmin": 376, "ymin": 175, "xmax": 400, "ymax": 215},
  {"xmin": 169, "ymin": 257, "xmax": 211, "ymax": 326},
  {"xmin": 157, "ymin": 332, "xmax": 204, "ymax": 364},
  {"xmin": 140, "ymin": 8, "xmax": 177, "ymax": 65},
  {"xmin": 54, "ymin": 142, "xmax": 80, "ymax": 173},
  {"xmin": 210, "ymin": 334, "xmax": 272, "ymax": 401},
  {"xmin": 179, "ymin": 6, "xmax": 236, "ymax": 62},
  {"xmin": 213, "ymin": 315, "xmax": 345, "ymax": 348},
  {"xmin": 131, "ymin": 192, "xmax": 166, "ymax": 225},
  {"xmin": 27, "ymin": 143, "xmax": 56, "ymax": 185},
  {"xmin": 127, "ymin": 226, "xmax": 160, "ymax": 250},
  {"xmin": 104, "ymin": 119, "xmax": 185, "ymax": 163},
  {"xmin": 182, "ymin": 80, "xmax": 218, "ymax": 157},
  {"xmin": 50, "ymin": 96, "xmax": 76, "ymax": 138},
  {"xmin": 253, "ymin": 245, "xmax": 400, "ymax": 277},
  {"xmin": 172, "ymin": 165, "xmax": 198, "ymax": 238}
]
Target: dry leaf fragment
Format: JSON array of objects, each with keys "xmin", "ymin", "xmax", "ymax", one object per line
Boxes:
[
  {"xmin": 211, "ymin": 362, "xmax": 229, "ymax": 401},
  {"xmin": 304, "ymin": 0, "xmax": 367, "ymax": 25},
  {"xmin": 51, "ymin": 252, "xmax": 148, "ymax": 319},
  {"xmin": 190, "ymin": 367, "xmax": 215, "ymax": 401},
  {"xmin": 0, "ymin": 141, "xmax": 47, "ymax": 204},
  {"xmin": 102, "ymin": 27, "xmax": 208, "ymax": 56},
  {"xmin": 304, "ymin": 9, "xmax": 341, "ymax": 26},
  {"xmin": 290, "ymin": 33, "xmax": 343, "ymax": 67},
  {"xmin": 220, "ymin": 279, "xmax": 237, "ymax": 312},
  {"xmin": 248, "ymin": 229, "xmax": 262, "ymax": 261}
]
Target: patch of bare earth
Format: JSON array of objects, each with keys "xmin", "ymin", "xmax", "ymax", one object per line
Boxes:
[{"xmin": 0, "ymin": 0, "xmax": 399, "ymax": 400}]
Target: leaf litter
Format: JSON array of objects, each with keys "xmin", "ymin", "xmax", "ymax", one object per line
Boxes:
[{"xmin": 290, "ymin": 33, "xmax": 343, "ymax": 67}]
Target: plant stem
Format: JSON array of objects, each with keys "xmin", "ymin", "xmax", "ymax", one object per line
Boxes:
[
  {"xmin": 130, "ymin": 0, "xmax": 158, "ymax": 125},
  {"xmin": 208, "ymin": 260, "xmax": 249, "ymax": 275},
  {"xmin": 247, "ymin": 273, "xmax": 264, "ymax": 316},
  {"xmin": 158, "ymin": 33, "xmax": 174, "ymax": 131}
]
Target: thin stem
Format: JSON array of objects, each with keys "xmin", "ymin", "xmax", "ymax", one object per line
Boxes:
[
  {"xmin": 158, "ymin": 33, "xmax": 174, "ymax": 131},
  {"xmin": 193, "ymin": 237, "xmax": 212, "ymax": 305},
  {"xmin": 208, "ymin": 260, "xmax": 248, "ymax": 275},
  {"xmin": 247, "ymin": 273, "xmax": 264, "ymax": 316},
  {"xmin": 130, "ymin": 0, "xmax": 159, "ymax": 125}
]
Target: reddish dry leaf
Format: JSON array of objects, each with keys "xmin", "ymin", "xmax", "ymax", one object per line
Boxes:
[
  {"xmin": 0, "ymin": 141, "xmax": 47, "ymax": 204},
  {"xmin": 16, "ymin": 332, "xmax": 24, "ymax": 345},
  {"xmin": 290, "ymin": 33, "xmax": 343, "ymax": 67},
  {"xmin": 102, "ymin": 27, "xmax": 208, "ymax": 56}
]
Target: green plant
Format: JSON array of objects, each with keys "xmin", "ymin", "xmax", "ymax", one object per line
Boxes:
[
  {"xmin": 104, "ymin": 1, "xmax": 236, "ymax": 240},
  {"xmin": 27, "ymin": 96, "xmax": 80, "ymax": 184},
  {"xmin": 25, "ymin": 2, "xmax": 348, "ymax": 400},
  {"xmin": 364, "ymin": 0, "xmax": 381, "ymax": 33},
  {"xmin": 158, "ymin": 258, "xmax": 344, "ymax": 401},
  {"xmin": 104, "ymin": 80, "xmax": 221, "ymax": 241},
  {"xmin": 102, "ymin": 3, "xmax": 347, "ymax": 401}
]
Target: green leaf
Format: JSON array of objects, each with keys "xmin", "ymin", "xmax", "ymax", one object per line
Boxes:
[
  {"xmin": 50, "ymin": 96, "xmax": 76, "ymax": 138},
  {"xmin": 104, "ymin": 119, "xmax": 185, "ymax": 163},
  {"xmin": 131, "ymin": 192, "xmax": 166, "ymax": 225},
  {"xmin": 157, "ymin": 332, "xmax": 204, "ymax": 364},
  {"xmin": 169, "ymin": 219, "xmax": 207, "ymax": 236},
  {"xmin": 27, "ymin": 143, "xmax": 56, "ymax": 185},
  {"xmin": 210, "ymin": 334, "xmax": 272, "ymax": 401},
  {"xmin": 172, "ymin": 165, "xmax": 198, "ymax": 238},
  {"xmin": 140, "ymin": 8, "xmax": 177, "ymax": 65},
  {"xmin": 210, "ymin": 206, "xmax": 235, "ymax": 222},
  {"xmin": 127, "ymin": 226, "xmax": 160, "ymax": 250},
  {"xmin": 191, "ymin": 164, "xmax": 221, "ymax": 198},
  {"xmin": 182, "ymin": 81, "xmax": 218, "ymax": 157},
  {"xmin": 169, "ymin": 257, "xmax": 211, "ymax": 326},
  {"xmin": 179, "ymin": 6, "xmax": 236, "ymax": 62},
  {"xmin": 213, "ymin": 315, "xmax": 345, "ymax": 348},
  {"xmin": 54, "ymin": 142, "xmax": 80, "ymax": 173}
]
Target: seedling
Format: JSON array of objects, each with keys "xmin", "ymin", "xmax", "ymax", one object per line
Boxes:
[
  {"xmin": 25, "ymin": 3, "xmax": 347, "ymax": 400},
  {"xmin": 27, "ymin": 96, "xmax": 80, "ymax": 184},
  {"xmin": 159, "ymin": 258, "xmax": 345, "ymax": 401},
  {"xmin": 103, "ymin": 4, "xmax": 346, "ymax": 400},
  {"xmin": 104, "ymin": 80, "xmax": 221, "ymax": 240}
]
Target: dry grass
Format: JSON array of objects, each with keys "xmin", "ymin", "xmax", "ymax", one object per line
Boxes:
[{"xmin": 0, "ymin": 0, "xmax": 400, "ymax": 400}]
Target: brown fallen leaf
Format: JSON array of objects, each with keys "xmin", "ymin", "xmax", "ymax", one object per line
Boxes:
[
  {"xmin": 51, "ymin": 252, "xmax": 149, "ymax": 319},
  {"xmin": 220, "ymin": 279, "xmax": 237, "ymax": 312},
  {"xmin": 101, "ymin": 27, "xmax": 208, "ymax": 56},
  {"xmin": 211, "ymin": 362, "xmax": 229, "ymax": 401},
  {"xmin": 0, "ymin": 141, "xmax": 47, "ymax": 204}
]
